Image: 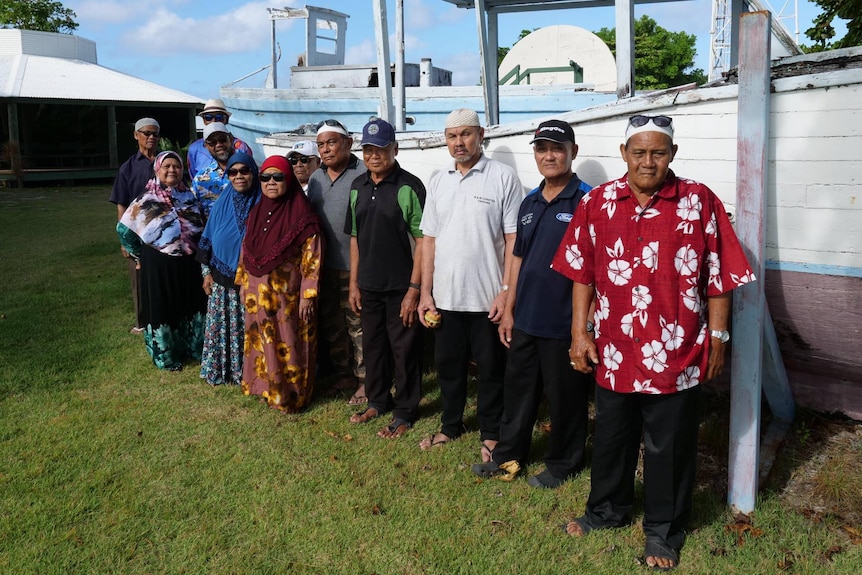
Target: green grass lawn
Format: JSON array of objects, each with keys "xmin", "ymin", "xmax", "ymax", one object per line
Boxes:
[{"xmin": 0, "ymin": 186, "xmax": 860, "ymax": 574}]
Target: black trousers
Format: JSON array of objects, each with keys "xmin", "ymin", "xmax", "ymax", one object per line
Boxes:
[
  {"xmin": 128, "ymin": 256, "xmax": 144, "ymax": 329},
  {"xmin": 584, "ymin": 383, "xmax": 702, "ymax": 551},
  {"xmin": 434, "ymin": 310, "xmax": 506, "ymax": 441},
  {"xmin": 360, "ymin": 289, "xmax": 423, "ymax": 422},
  {"xmin": 492, "ymin": 329, "xmax": 590, "ymax": 478}
]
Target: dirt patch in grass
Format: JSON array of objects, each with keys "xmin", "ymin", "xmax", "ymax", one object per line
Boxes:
[
  {"xmin": 773, "ymin": 410, "xmax": 862, "ymax": 528},
  {"xmin": 696, "ymin": 389, "xmax": 862, "ymax": 541}
]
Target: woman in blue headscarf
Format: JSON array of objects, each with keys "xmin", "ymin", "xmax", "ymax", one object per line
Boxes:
[
  {"xmin": 196, "ymin": 152, "xmax": 261, "ymax": 385},
  {"xmin": 117, "ymin": 150, "xmax": 207, "ymax": 371}
]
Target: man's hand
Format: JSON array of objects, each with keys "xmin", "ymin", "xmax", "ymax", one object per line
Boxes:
[
  {"xmin": 705, "ymin": 336, "xmax": 727, "ymax": 382},
  {"xmin": 348, "ymin": 282, "xmax": 362, "ymax": 315},
  {"xmin": 417, "ymin": 294, "xmax": 436, "ymax": 328},
  {"xmin": 400, "ymin": 289, "xmax": 420, "ymax": 327},
  {"xmin": 487, "ymin": 290, "xmax": 507, "ymax": 324},
  {"xmin": 202, "ymin": 273, "xmax": 214, "ymax": 296},
  {"xmin": 120, "ymin": 246, "xmax": 130, "ymax": 258},
  {"xmin": 569, "ymin": 333, "xmax": 598, "ymax": 374},
  {"xmin": 498, "ymin": 311, "xmax": 514, "ymax": 348}
]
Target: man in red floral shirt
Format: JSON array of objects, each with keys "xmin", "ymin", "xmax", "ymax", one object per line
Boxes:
[{"xmin": 551, "ymin": 114, "xmax": 755, "ymax": 570}]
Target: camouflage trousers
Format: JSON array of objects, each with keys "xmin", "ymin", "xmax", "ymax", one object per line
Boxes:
[{"xmin": 318, "ymin": 268, "xmax": 364, "ymax": 381}]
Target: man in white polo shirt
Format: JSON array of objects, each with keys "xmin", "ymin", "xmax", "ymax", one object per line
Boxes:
[{"xmin": 417, "ymin": 109, "xmax": 524, "ymax": 461}]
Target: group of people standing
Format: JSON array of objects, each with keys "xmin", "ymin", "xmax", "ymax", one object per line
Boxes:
[{"xmin": 111, "ymin": 101, "xmax": 756, "ymax": 570}]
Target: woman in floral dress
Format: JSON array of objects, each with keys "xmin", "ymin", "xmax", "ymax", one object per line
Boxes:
[
  {"xmin": 117, "ymin": 151, "xmax": 207, "ymax": 371},
  {"xmin": 196, "ymin": 152, "xmax": 261, "ymax": 385},
  {"xmin": 237, "ymin": 156, "xmax": 323, "ymax": 411}
]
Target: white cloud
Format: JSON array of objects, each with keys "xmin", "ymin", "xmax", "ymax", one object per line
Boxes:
[
  {"xmin": 440, "ymin": 51, "xmax": 481, "ymax": 86},
  {"xmin": 118, "ymin": 2, "xmax": 285, "ymax": 56},
  {"xmin": 405, "ymin": 0, "xmax": 465, "ymax": 31},
  {"xmin": 345, "ymin": 38, "xmax": 377, "ymax": 66}
]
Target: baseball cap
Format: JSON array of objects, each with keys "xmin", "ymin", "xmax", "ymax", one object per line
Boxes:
[
  {"xmin": 288, "ymin": 140, "xmax": 319, "ymax": 158},
  {"xmin": 203, "ymin": 122, "xmax": 229, "ymax": 140},
  {"xmin": 360, "ymin": 118, "xmax": 396, "ymax": 147},
  {"xmin": 529, "ymin": 120, "xmax": 575, "ymax": 145}
]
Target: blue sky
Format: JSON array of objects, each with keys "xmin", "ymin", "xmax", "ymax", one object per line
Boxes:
[{"xmin": 64, "ymin": 0, "xmax": 834, "ymax": 100}]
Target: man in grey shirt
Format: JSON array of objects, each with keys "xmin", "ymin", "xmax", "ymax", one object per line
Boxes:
[{"xmin": 307, "ymin": 120, "xmax": 366, "ymax": 402}]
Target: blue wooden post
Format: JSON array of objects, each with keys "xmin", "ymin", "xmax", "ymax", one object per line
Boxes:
[{"xmin": 728, "ymin": 11, "xmax": 771, "ymax": 514}]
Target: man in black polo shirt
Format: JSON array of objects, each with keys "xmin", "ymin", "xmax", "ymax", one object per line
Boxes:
[
  {"xmin": 472, "ymin": 119, "xmax": 592, "ymax": 487},
  {"xmin": 344, "ymin": 118, "xmax": 426, "ymax": 438}
]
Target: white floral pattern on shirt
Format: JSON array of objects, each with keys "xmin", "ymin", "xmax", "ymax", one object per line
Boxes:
[{"xmin": 551, "ymin": 172, "xmax": 755, "ymax": 394}]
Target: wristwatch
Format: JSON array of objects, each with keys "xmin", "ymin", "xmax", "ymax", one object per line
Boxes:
[
  {"xmin": 709, "ymin": 329, "xmax": 730, "ymax": 344},
  {"xmin": 586, "ymin": 321, "xmax": 595, "ymax": 333}
]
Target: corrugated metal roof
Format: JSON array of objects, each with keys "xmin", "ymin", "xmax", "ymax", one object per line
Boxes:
[{"xmin": 0, "ymin": 30, "xmax": 200, "ymax": 104}]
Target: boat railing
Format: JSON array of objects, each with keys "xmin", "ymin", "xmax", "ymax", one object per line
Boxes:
[{"xmin": 499, "ymin": 60, "xmax": 584, "ymax": 85}]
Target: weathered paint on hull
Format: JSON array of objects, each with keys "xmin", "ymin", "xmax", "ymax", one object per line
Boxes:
[{"xmin": 220, "ymin": 84, "xmax": 616, "ymax": 159}]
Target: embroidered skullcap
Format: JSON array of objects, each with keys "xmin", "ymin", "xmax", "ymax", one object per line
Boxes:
[{"xmin": 445, "ymin": 109, "xmax": 481, "ymax": 129}]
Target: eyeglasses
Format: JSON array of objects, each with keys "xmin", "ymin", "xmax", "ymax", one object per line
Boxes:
[
  {"xmin": 259, "ymin": 172, "xmax": 285, "ymax": 183},
  {"xmin": 206, "ymin": 135, "xmax": 229, "ymax": 146},
  {"xmin": 288, "ymin": 156, "xmax": 314, "ymax": 165},
  {"xmin": 227, "ymin": 166, "xmax": 252, "ymax": 177},
  {"xmin": 202, "ymin": 113, "xmax": 228, "ymax": 123},
  {"xmin": 137, "ymin": 130, "xmax": 160, "ymax": 138},
  {"xmin": 628, "ymin": 115, "xmax": 673, "ymax": 128}
]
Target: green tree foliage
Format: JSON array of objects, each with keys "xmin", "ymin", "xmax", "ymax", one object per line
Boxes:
[
  {"xmin": 0, "ymin": 0, "xmax": 78, "ymax": 34},
  {"xmin": 498, "ymin": 29, "xmax": 535, "ymax": 66},
  {"xmin": 594, "ymin": 15, "xmax": 707, "ymax": 89},
  {"xmin": 804, "ymin": 0, "xmax": 861, "ymax": 51}
]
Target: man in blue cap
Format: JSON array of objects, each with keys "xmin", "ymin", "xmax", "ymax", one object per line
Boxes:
[{"xmin": 345, "ymin": 118, "xmax": 426, "ymax": 439}]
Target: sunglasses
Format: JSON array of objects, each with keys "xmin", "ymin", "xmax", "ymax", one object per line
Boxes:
[
  {"xmin": 319, "ymin": 119, "xmax": 347, "ymax": 131},
  {"xmin": 288, "ymin": 156, "xmax": 314, "ymax": 165},
  {"xmin": 202, "ymin": 113, "xmax": 228, "ymax": 122},
  {"xmin": 259, "ymin": 172, "xmax": 285, "ymax": 183},
  {"xmin": 138, "ymin": 130, "xmax": 160, "ymax": 138},
  {"xmin": 206, "ymin": 135, "xmax": 229, "ymax": 146},
  {"xmin": 227, "ymin": 166, "xmax": 252, "ymax": 177},
  {"xmin": 628, "ymin": 115, "xmax": 673, "ymax": 128}
]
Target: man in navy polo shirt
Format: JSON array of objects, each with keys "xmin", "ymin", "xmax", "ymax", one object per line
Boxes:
[
  {"xmin": 472, "ymin": 119, "xmax": 592, "ymax": 488},
  {"xmin": 344, "ymin": 118, "xmax": 426, "ymax": 439}
]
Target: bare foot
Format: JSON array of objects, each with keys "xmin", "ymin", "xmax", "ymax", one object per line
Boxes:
[
  {"xmin": 419, "ymin": 432, "xmax": 452, "ymax": 450},
  {"xmin": 349, "ymin": 406, "xmax": 379, "ymax": 424}
]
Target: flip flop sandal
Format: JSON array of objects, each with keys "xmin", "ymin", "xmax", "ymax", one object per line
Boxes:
[
  {"xmin": 349, "ymin": 406, "xmax": 380, "ymax": 424},
  {"xmin": 643, "ymin": 538, "xmax": 680, "ymax": 571},
  {"xmin": 347, "ymin": 391, "xmax": 368, "ymax": 405},
  {"xmin": 380, "ymin": 418, "xmax": 413, "ymax": 438},
  {"xmin": 419, "ymin": 432, "xmax": 451, "ymax": 450},
  {"xmin": 480, "ymin": 441, "xmax": 495, "ymax": 463},
  {"xmin": 560, "ymin": 515, "xmax": 603, "ymax": 536}
]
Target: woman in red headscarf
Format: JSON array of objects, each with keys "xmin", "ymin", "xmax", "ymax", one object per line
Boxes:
[{"xmin": 236, "ymin": 156, "xmax": 323, "ymax": 412}]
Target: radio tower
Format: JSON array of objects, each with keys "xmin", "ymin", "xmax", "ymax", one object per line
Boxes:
[{"xmin": 709, "ymin": 0, "xmax": 800, "ymax": 82}]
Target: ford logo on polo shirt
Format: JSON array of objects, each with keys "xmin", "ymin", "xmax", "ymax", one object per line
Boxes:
[{"xmin": 556, "ymin": 212, "xmax": 573, "ymax": 223}]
